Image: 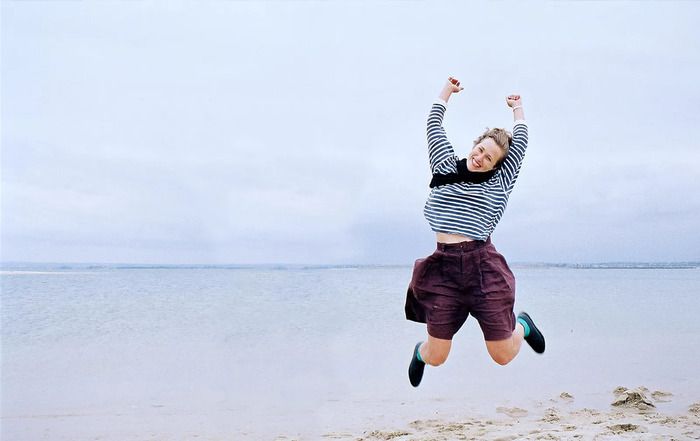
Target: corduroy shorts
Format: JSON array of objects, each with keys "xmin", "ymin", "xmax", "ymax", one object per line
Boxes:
[{"xmin": 404, "ymin": 237, "xmax": 516, "ymax": 341}]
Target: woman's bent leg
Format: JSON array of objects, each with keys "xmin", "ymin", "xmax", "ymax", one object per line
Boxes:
[
  {"xmin": 484, "ymin": 322, "xmax": 525, "ymax": 366},
  {"xmin": 420, "ymin": 334, "xmax": 452, "ymax": 366}
]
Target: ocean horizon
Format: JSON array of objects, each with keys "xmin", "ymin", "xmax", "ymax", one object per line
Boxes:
[{"xmin": 2, "ymin": 261, "xmax": 699, "ymax": 271}]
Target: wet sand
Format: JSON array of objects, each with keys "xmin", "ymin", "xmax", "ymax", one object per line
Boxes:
[
  {"xmin": 2, "ymin": 386, "xmax": 699, "ymax": 440},
  {"xmin": 316, "ymin": 387, "xmax": 700, "ymax": 441}
]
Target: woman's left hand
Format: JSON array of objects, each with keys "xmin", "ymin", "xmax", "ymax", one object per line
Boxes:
[{"xmin": 506, "ymin": 94, "xmax": 522, "ymax": 108}]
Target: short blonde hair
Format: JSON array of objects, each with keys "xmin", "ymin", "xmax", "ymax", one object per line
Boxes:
[{"xmin": 472, "ymin": 128, "xmax": 512, "ymax": 166}]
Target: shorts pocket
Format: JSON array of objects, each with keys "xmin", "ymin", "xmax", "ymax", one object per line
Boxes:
[
  {"xmin": 411, "ymin": 253, "xmax": 441, "ymax": 294},
  {"xmin": 478, "ymin": 248, "xmax": 515, "ymax": 297}
]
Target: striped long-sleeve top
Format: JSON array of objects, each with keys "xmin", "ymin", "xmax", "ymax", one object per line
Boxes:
[{"xmin": 423, "ymin": 100, "xmax": 529, "ymax": 240}]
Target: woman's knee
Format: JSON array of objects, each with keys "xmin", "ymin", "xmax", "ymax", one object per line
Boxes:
[
  {"xmin": 485, "ymin": 339, "xmax": 517, "ymax": 366},
  {"xmin": 488, "ymin": 351, "xmax": 515, "ymax": 366},
  {"xmin": 424, "ymin": 336, "xmax": 451, "ymax": 366},
  {"xmin": 427, "ymin": 350, "xmax": 449, "ymax": 366}
]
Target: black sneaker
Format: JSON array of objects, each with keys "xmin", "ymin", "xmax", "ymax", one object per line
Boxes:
[
  {"xmin": 408, "ymin": 341, "xmax": 425, "ymax": 387},
  {"xmin": 518, "ymin": 312, "xmax": 545, "ymax": 354}
]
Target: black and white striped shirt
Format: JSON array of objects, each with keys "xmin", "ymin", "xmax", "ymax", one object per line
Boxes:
[{"xmin": 423, "ymin": 100, "xmax": 529, "ymax": 240}]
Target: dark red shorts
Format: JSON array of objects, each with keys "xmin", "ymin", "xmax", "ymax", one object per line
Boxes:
[{"xmin": 404, "ymin": 237, "xmax": 516, "ymax": 341}]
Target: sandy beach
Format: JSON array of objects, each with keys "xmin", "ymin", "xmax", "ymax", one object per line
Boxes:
[{"xmin": 316, "ymin": 387, "xmax": 700, "ymax": 441}]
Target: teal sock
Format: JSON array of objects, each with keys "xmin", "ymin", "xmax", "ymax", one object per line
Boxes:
[
  {"xmin": 416, "ymin": 343, "xmax": 425, "ymax": 363},
  {"xmin": 517, "ymin": 317, "xmax": 531, "ymax": 338}
]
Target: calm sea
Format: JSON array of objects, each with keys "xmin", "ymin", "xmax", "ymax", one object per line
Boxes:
[{"xmin": 2, "ymin": 264, "xmax": 699, "ymax": 440}]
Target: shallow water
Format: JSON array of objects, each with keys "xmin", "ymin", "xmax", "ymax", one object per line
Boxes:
[{"xmin": 2, "ymin": 265, "xmax": 699, "ymax": 439}]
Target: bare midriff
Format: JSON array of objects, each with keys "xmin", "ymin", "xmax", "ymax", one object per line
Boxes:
[{"xmin": 436, "ymin": 232, "xmax": 475, "ymax": 244}]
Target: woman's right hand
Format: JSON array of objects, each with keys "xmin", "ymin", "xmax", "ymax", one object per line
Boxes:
[
  {"xmin": 445, "ymin": 76, "xmax": 464, "ymax": 94},
  {"xmin": 439, "ymin": 77, "xmax": 464, "ymax": 103}
]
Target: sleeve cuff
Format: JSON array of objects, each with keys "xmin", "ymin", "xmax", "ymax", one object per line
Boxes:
[
  {"xmin": 513, "ymin": 119, "xmax": 527, "ymax": 127},
  {"xmin": 434, "ymin": 98, "xmax": 448, "ymax": 107}
]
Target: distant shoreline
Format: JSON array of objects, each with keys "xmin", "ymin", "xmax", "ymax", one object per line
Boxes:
[{"xmin": 1, "ymin": 262, "xmax": 698, "ymax": 271}]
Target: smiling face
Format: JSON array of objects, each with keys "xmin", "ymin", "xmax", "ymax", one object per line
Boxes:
[{"xmin": 466, "ymin": 137, "xmax": 506, "ymax": 172}]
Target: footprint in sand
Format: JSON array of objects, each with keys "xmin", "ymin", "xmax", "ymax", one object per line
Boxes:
[
  {"xmin": 496, "ymin": 406, "xmax": 528, "ymax": 418},
  {"xmin": 491, "ymin": 435, "xmax": 519, "ymax": 441},
  {"xmin": 531, "ymin": 434, "xmax": 561, "ymax": 441},
  {"xmin": 408, "ymin": 419, "xmax": 440, "ymax": 430},
  {"xmin": 364, "ymin": 430, "xmax": 411, "ymax": 440},
  {"xmin": 651, "ymin": 390, "xmax": 673, "ymax": 402},
  {"xmin": 559, "ymin": 392, "xmax": 574, "ymax": 402},
  {"xmin": 607, "ymin": 423, "xmax": 647, "ymax": 434},
  {"xmin": 321, "ymin": 433, "xmax": 355, "ymax": 439}
]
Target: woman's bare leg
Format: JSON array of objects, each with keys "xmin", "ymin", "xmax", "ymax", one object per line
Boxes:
[
  {"xmin": 484, "ymin": 322, "xmax": 525, "ymax": 366},
  {"xmin": 419, "ymin": 334, "xmax": 452, "ymax": 366}
]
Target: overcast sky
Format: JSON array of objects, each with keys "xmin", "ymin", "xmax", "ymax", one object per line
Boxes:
[{"xmin": 2, "ymin": 1, "xmax": 699, "ymax": 265}]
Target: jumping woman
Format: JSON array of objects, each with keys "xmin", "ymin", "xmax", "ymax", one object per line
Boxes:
[{"xmin": 405, "ymin": 76, "xmax": 545, "ymax": 387}]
